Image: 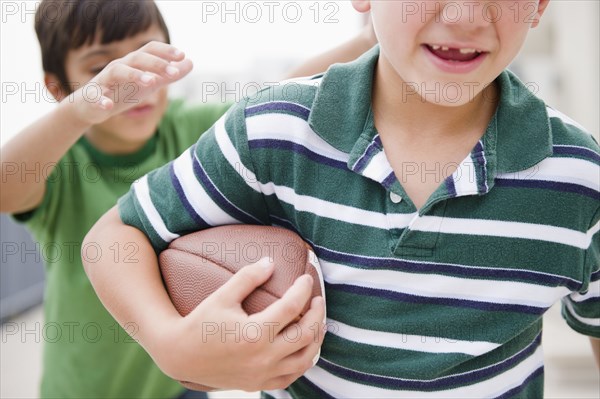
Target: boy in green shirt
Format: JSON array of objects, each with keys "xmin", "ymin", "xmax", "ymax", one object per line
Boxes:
[
  {"xmin": 84, "ymin": 0, "xmax": 599, "ymax": 397},
  {"xmin": 0, "ymin": 0, "xmax": 375, "ymax": 397}
]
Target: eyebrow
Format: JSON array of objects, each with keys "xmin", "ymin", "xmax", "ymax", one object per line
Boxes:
[{"xmin": 79, "ymin": 49, "xmax": 111, "ymax": 61}]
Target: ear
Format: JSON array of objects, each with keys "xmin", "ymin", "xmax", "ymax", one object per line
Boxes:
[
  {"xmin": 531, "ymin": 0, "xmax": 550, "ymax": 28},
  {"xmin": 44, "ymin": 73, "xmax": 67, "ymax": 102},
  {"xmin": 351, "ymin": 0, "xmax": 371, "ymax": 13}
]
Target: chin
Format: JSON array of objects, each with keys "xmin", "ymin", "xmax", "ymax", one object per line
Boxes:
[{"xmin": 411, "ymin": 76, "xmax": 490, "ymax": 107}]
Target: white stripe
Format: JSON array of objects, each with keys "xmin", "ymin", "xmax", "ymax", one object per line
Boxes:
[
  {"xmin": 452, "ymin": 154, "xmax": 478, "ymax": 196},
  {"xmin": 132, "ymin": 175, "xmax": 179, "ymax": 243},
  {"xmin": 563, "ymin": 299, "xmax": 600, "ymax": 327},
  {"xmin": 246, "ymin": 113, "xmax": 348, "ymax": 162},
  {"xmin": 328, "ymin": 318, "xmax": 499, "ymax": 356},
  {"xmin": 246, "ymin": 100, "xmax": 310, "ymax": 114},
  {"xmin": 570, "ymin": 278, "xmax": 600, "ymax": 302},
  {"xmin": 278, "ymin": 76, "xmax": 323, "ymax": 87},
  {"xmin": 213, "ymin": 116, "xmax": 262, "ymax": 193},
  {"xmin": 547, "ymin": 107, "xmax": 587, "ymax": 131},
  {"xmin": 172, "ymin": 149, "xmax": 240, "ymax": 226},
  {"xmin": 257, "ymin": 181, "xmax": 417, "ymax": 229},
  {"xmin": 497, "ymin": 157, "xmax": 600, "ymax": 192},
  {"xmin": 219, "ymin": 110, "xmax": 419, "ymax": 230},
  {"xmin": 218, "ymin": 117, "xmax": 418, "ymax": 229},
  {"xmin": 304, "ymin": 346, "xmax": 544, "ymax": 398},
  {"xmin": 321, "ymin": 259, "xmax": 571, "ymax": 308},
  {"xmin": 362, "ymin": 151, "xmax": 394, "ymax": 183},
  {"xmin": 262, "ymin": 390, "xmax": 293, "ymax": 399},
  {"xmin": 412, "ymin": 216, "xmax": 593, "ymax": 250}
]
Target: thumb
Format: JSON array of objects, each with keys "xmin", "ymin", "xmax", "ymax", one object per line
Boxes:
[{"xmin": 212, "ymin": 257, "xmax": 274, "ymax": 307}]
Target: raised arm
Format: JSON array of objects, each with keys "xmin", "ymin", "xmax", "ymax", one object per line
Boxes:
[
  {"xmin": 0, "ymin": 42, "xmax": 191, "ymax": 214},
  {"xmin": 285, "ymin": 15, "xmax": 376, "ymax": 78}
]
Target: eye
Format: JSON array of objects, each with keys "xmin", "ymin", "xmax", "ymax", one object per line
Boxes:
[{"xmin": 90, "ymin": 65, "xmax": 107, "ymax": 75}]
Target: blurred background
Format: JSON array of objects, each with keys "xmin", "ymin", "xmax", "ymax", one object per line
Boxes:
[{"xmin": 1, "ymin": 1, "xmax": 599, "ymax": 398}]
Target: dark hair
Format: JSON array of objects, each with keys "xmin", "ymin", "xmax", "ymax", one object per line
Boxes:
[{"xmin": 35, "ymin": 0, "xmax": 170, "ymax": 91}]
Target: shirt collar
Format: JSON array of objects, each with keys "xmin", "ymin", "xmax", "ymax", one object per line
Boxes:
[{"xmin": 307, "ymin": 45, "xmax": 553, "ymax": 179}]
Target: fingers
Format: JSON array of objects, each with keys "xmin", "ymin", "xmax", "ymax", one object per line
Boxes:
[
  {"xmin": 261, "ymin": 371, "xmax": 305, "ymax": 391},
  {"xmin": 97, "ymin": 42, "xmax": 192, "ymax": 88},
  {"xmin": 122, "ymin": 51, "xmax": 180, "ymax": 80},
  {"xmin": 270, "ymin": 296, "xmax": 326, "ymax": 359},
  {"xmin": 138, "ymin": 41, "xmax": 186, "ymax": 62},
  {"xmin": 211, "ymin": 258, "xmax": 275, "ymax": 307},
  {"xmin": 254, "ymin": 274, "xmax": 315, "ymax": 332}
]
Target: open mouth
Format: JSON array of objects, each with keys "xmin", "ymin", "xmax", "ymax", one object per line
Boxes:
[{"xmin": 425, "ymin": 44, "xmax": 485, "ymax": 62}]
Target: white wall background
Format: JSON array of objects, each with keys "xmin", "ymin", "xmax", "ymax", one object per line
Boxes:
[{"xmin": 0, "ymin": 1, "xmax": 361, "ymax": 146}]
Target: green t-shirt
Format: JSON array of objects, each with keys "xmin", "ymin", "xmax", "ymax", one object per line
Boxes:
[{"xmin": 13, "ymin": 100, "xmax": 230, "ymax": 398}]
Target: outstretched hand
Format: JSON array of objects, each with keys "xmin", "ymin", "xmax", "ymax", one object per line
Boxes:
[{"xmin": 66, "ymin": 41, "xmax": 193, "ymax": 126}]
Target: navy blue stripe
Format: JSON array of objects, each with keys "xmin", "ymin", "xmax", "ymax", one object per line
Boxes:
[
  {"xmin": 169, "ymin": 161, "xmax": 211, "ymax": 230},
  {"xmin": 269, "ymin": 214, "xmax": 301, "ymax": 235},
  {"xmin": 245, "ymin": 102, "xmax": 310, "ymax": 120},
  {"xmin": 318, "ymin": 334, "xmax": 542, "ymax": 391},
  {"xmin": 314, "ymin": 245, "xmax": 582, "ymax": 291},
  {"xmin": 495, "ymin": 178, "xmax": 599, "ymax": 201},
  {"xmin": 327, "ymin": 282, "xmax": 546, "ymax": 315},
  {"xmin": 248, "ymin": 139, "xmax": 347, "ymax": 170},
  {"xmin": 553, "ymin": 145, "xmax": 600, "ymax": 164},
  {"xmin": 493, "ymin": 366, "xmax": 544, "ymax": 399},
  {"xmin": 353, "ymin": 138, "xmax": 381, "ymax": 173},
  {"xmin": 591, "ymin": 269, "xmax": 600, "ymax": 281},
  {"xmin": 191, "ymin": 154, "xmax": 263, "ymax": 225},
  {"xmin": 382, "ymin": 172, "xmax": 396, "ymax": 189},
  {"xmin": 573, "ymin": 296, "xmax": 600, "ymax": 306},
  {"xmin": 291, "ymin": 376, "xmax": 336, "ymax": 399},
  {"xmin": 445, "ymin": 176, "xmax": 457, "ymax": 197}
]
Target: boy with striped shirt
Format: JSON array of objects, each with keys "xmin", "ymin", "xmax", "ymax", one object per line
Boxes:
[{"xmin": 84, "ymin": 0, "xmax": 599, "ymax": 397}]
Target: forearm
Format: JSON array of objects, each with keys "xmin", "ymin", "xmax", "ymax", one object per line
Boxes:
[
  {"xmin": 0, "ymin": 99, "xmax": 91, "ymax": 213},
  {"xmin": 82, "ymin": 206, "xmax": 181, "ymax": 359},
  {"xmin": 591, "ymin": 338, "xmax": 600, "ymax": 368}
]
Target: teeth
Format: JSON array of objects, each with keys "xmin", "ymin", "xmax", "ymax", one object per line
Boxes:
[{"xmin": 429, "ymin": 44, "xmax": 482, "ymax": 53}]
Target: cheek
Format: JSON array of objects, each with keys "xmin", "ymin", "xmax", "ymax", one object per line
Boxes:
[{"xmin": 372, "ymin": 5, "xmax": 422, "ymax": 54}]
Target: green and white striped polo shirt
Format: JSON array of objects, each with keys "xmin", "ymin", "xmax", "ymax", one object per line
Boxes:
[{"xmin": 119, "ymin": 46, "xmax": 600, "ymax": 398}]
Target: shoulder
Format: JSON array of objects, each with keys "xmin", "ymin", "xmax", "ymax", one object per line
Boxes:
[
  {"xmin": 546, "ymin": 106, "xmax": 600, "ymax": 164},
  {"xmin": 239, "ymin": 75, "xmax": 323, "ymax": 119}
]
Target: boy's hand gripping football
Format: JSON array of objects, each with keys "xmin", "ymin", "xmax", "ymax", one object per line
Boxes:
[{"xmin": 158, "ymin": 259, "xmax": 326, "ymax": 391}]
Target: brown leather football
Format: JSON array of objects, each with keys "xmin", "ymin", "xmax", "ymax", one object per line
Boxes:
[{"xmin": 158, "ymin": 225, "xmax": 325, "ymax": 392}]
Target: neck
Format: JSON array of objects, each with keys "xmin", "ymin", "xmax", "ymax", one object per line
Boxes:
[
  {"xmin": 372, "ymin": 56, "xmax": 498, "ymax": 142},
  {"xmin": 84, "ymin": 129, "xmax": 149, "ymax": 155}
]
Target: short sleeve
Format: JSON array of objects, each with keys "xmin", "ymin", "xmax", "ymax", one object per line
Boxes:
[
  {"xmin": 118, "ymin": 99, "xmax": 271, "ymax": 254},
  {"xmin": 561, "ymin": 208, "xmax": 600, "ymax": 338}
]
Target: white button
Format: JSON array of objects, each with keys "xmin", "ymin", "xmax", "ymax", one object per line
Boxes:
[{"xmin": 390, "ymin": 192, "xmax": 402, "ymax": 204}]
